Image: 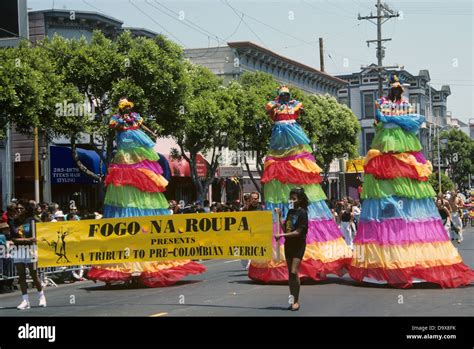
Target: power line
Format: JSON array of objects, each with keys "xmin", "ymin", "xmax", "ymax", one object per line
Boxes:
[
  {"xmin": 223, "ymin": 0, "xmax": 379, "ymax": 72},
  {"xmin": 185, "ymin": 37, "xmax": 221, "ymax": 60},
  {"xmin": 358, "ymin": 0, "xmax": 400, "ymax": 96},
  {"xmin": 302, "ymin": 0, "xmax": 355, "ymax": 19},
  {"xmin": 127, "ymin": 0, "xmax": 186, "ymax": 47},
  {"xmin": 223, "ymin": 0, "xmax": 314, "ymax": 47},
  {"xmin": 402, "ymin": 12, "xmax": 473, "ymax": 16},
  {"xmin": 147, "ymin": 0, "xmax": 253, "ymax": 58},
  {"xmin": 149, "ymin": 0, "xmax": 260, "ymax": 46},
  {"xmin": 149, "ymin": 0, "xmax": 224, "ymax": 43},
  {"xmin": 352, "ymin": 0, "xmax": 375, "ymax": 12},
  {"xmin": 82, "ymin": 0, "xmax": 107, "ymax": 15},
  {"xmin": 144, "ymin": 0, "xmax": 227, "ymax": 60},
  {"xmin": 223, "ymin": 13, "xmax": 244, "ymax": 41},
  {"xmin": 221, "ymin": 0, "xmax": 267, "ymax": 47},
  {"xmin": 324, "ymin": 0, "xmax": 360, "ymax": 18},
  {"xmin": 398, "ymin": 3, "xmax": 473, "ymax": 10}
]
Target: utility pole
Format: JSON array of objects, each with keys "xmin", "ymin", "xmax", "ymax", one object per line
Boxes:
[
  {"xmin": 34, "ymin": 127, "xmax": 40, "ymax": 202},
  {"xmin": 358, "ymin": 1, "xmax": 400, "ymax": 97},
  {"xmin": 319, "ymin": 37, "xmax": 325, "ymax": 72}
]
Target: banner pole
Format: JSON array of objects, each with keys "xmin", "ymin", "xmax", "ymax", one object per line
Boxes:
[{"xmin": 274, "ymin": 209, "xmax": 280, "ymax": 261}]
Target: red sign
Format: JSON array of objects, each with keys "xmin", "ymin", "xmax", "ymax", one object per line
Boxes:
[{"xmin": 168, "ymin": 154, "xmax": 208, "ymax": 178}]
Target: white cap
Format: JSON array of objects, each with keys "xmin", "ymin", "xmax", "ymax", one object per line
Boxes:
[{"xmin": 54, "ymin": 211, "xmax": 65, "ymax": 218}]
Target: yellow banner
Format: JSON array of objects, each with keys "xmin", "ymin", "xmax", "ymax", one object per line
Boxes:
[
  {"xmin": 37, "ymin": 211, "xmax": 273, "ymax": 267},
  {"xmin": 345, "ymin": 159, "xmax": 364, "ymax": 173}
]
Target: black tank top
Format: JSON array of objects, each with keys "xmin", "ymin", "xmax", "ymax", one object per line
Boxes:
[
  {"xmin": 439, "ymin": 208, "xmax": 448, "ymax": 220},
  {"xmin": 341, "ymin": 211, "xmax": 351, "ymax": 222}
]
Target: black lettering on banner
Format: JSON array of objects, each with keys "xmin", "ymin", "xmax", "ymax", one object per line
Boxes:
[
  {"xmin": 225, "ymin": 217, "xmax": 237, "ymax": 231},
  {"xmin": 88, "ymin": 224, "xmax": 100, "ymax": 237},
  {"xmin": 128, "ymin": 221, "xmax": 140, "ymax": 235},
  {"xmin": 88, "ymin": 222, "xmax": 141, "ymax": 238},
  {"xmin": 227, "ymin": 246, "xmax": 266, "ymax": 257},
  {"xmin": 88, "ymin": 250, "xmax": 130, "ymax": 261},
  {"xmin": 186, "ymin": 219, "xmax": 198, "ymax": 232},
  {"xmin": 149, "ymin": 248, "xmax": 168, "ymax": 258},
  {"xmin": 164, "ymin": 220, "xmax": 175, "ymax": 233},
  {"xmin": 238, "ymin": 217, "xmax": 249, "ymax": 231},
  {"xmin": 151, "ymin": 220, "xmax": 163, "ymax": 233},
  {"xmin": 212, "ymin": 218, "xmax": 222, "ymax": 231},
  {"xmin": 151, "ymin": 219, "xmax": 176, "ymax": 233},
  {"xmin": 173, "ymin": 246, "xmax": 224, "ymax": 257},
  {"xmin": 199, "ymin": 218, "xmax": 211, "ymax": 232},
  {"xmin": 101, "ymin": 223, "xmax": 114, "ymax": 237},
  {"xmin": 114, "ymin": 222, "xmax": 127, "ymax": 236}
]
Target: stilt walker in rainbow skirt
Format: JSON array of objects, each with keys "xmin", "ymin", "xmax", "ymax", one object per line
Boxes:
[
  {"xmin": 248, "ymin": 86, "xmax": 352, "ymax": 283},
  {"xmin": 88, "ymin": 98, "xmax": 206, "ymax": 287},
  {"xmin": 350, "ymin": 75, "xmax": 474, "ymax": 288}
]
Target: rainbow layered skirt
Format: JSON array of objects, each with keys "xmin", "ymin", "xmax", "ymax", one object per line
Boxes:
[
  {"xmin": 350, "ymin": 112, "xmax": 474, "ymax": 288},
  {"xmin": 248, "ymin": 120, "xmax": 352, "ymax": 282},
  {"xmin": 88, "ymin": 127, "xmax": 205, "ymax": 287}
]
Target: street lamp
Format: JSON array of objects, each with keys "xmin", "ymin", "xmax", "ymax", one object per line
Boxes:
[{"xmin": 436, "ymin": 125, "xmax": 451, "ymax": 195}]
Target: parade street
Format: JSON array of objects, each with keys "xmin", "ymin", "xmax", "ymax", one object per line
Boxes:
[{"xmin": 1, "ymin": 226, "xmax": 473, "ymax": 317}]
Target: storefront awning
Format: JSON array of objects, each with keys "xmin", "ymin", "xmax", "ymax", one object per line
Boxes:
[
  {"xmin": 50, "ymin": 146, "xmax": 98, "ymax": 184},
  {"xmin": 50, "ymin": 146, "xmax": 106, "ymax": 185}
]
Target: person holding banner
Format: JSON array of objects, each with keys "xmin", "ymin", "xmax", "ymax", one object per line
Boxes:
[
  {"xmin": 87, "ymin": 98, "xmax": 205, "ymax": 287},
  {"xmin": 274, "ymin": 187, "xmax": 309, "ymax": 311},
  {"xmin": 12, "ymin": 201, "xmax": 47, "ymax": 310},
  {"xmin": 248, "ymin": 86, "xmax": 352, "ymax": 283}
]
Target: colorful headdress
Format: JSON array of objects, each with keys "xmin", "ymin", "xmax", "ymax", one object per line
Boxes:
[
  {"xmin": 388, "ymin": 74, "xmax": 404, "ymax": 90},
  {"xmin": 278, "ymin": 85, "xmax": 290, "ymax": 95},
  {"xmin": 118, "ymin": 98, "xmax": 134, "ymax": 110}
]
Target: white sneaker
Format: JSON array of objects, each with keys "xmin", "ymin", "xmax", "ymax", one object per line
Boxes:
[
  {"xmin": 39, "ymin": 295, "xmax": 47, "ymax": 307},
  {"xmin": 17, "ymin": 300, "xmax": 30, "ymax": 310}
]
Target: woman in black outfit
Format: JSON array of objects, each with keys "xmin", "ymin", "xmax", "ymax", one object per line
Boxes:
[
  {"xmin": 275, "ymin": 187, "xmax": 309, "ymax": 311},
  {"xmin": 436, "ymin": 198, "xmax": 451, "ymax": 238}
]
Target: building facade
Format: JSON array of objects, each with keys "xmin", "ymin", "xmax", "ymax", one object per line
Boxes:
[{"xmin": 336, "ymin": 67, "xmax": 451, "ymax": 163}]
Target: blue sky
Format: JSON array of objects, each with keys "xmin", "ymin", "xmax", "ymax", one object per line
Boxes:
[{"xmin": 29, "ymin": 0, "xmax": 473, "ymax": 123}]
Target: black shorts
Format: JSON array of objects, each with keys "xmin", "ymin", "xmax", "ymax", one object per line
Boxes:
[{"xmin": 284, "ymin": 240, "xmax": 306, "ymax": 260}]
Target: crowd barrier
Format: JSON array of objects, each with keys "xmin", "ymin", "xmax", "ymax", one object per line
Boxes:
[{"xmin": 0, "ymin": 258, "xmax": 90, "ymax": 288}]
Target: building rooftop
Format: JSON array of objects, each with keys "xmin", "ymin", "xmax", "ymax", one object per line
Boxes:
[
  {"xmin": 122, "ymin": 27, "xmax": 158, "ymax": 38},
  {"xmin": 227, "ymin": 41, "xmax": 347, "ymax": 86},
  {"xmin": 29, "ymin": 9, "xmax": 159, "ymax": 39},
  {"xmin": 29, "ymin": 9, "xmax": 124, "ymax": 28}
]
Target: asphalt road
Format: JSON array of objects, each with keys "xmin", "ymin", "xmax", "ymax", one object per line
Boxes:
[{"xmin": 1, "ymin": 226, "xmax": 473, "ymax": 317}]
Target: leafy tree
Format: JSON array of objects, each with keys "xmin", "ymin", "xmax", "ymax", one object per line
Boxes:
[
  {"xmin": 293, "ymin": 93, "xmax": 360, "ymax": 183},
  {"xmin": 233, "ymin": 72, "xmax": 279, "ymax": 196},
  {"xmin": 0, "ymin": 40, "xmax": 81, "ymax": 139},
  {"xmin": 438, "ymin": 129, "xmax": 474, "ymax": 190},
  {"xmin": 170, "ymin": 63, "xmax": 242, "ymax": 202},
  {"xmin": 41, "ymin": 30, "xmax": 188, "ymax": 182},
  {"xmin": 429, "ymin": 172, "xmax": 455, "ymax": 194}
]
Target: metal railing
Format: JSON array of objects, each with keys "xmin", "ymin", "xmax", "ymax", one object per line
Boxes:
[{"xmin": 0, "ymin": 258, "xmax": 90, "ymax": 288}]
